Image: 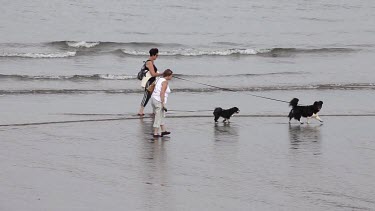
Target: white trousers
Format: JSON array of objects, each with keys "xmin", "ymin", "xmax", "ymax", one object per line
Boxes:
[{"xmin": 151, "ymin": 98, "xmax": 166, "ymax": 128}]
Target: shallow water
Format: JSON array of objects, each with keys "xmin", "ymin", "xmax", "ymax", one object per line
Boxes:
[
  {"xmin": 1, "ymin": 115, "xmax": 375, "ymax": 210},
  {"xmin": 1, "ymin": 89, "xmax": 375, "ymax": 125},
  {"xmin": 1, "ymin": 89, "xmax": 375, "ymax": 210}
]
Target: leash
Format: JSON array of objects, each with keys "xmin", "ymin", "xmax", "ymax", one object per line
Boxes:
[
  {"xmin": 174, "ymin": 76, "xmax": 290, "ymax": 104},
  {"xmin": 168, "ymin": 109, "xmax": 213, "ymax": 112}
]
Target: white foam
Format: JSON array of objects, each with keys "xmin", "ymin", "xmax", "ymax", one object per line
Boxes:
[
  {"xmin": 256, "ymin": 49, "xmax": 274, "ymax": 54},
  {"xmin": 120, "ymin": 49, "xmax": 148, "ymax": 56},
  {"xmin": 66, "ymin": 41, "xmax": 100, "ymax": 48},
  {"xmin": 97, "ymin": 74, "xmax": 136, "ymax": 80},
  {"xmin": 0, "ymin": 51, "xmax": 77, "ymax": 58},
  {"xmin": 121, "ymin": 48, "xmax": 261, "ymax": 56},
  {"xmin": 33, "ymin": 75, "xmax": 62, "ymax": 79}
]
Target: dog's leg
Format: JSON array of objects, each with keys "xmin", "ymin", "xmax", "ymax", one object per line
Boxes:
[
  {"xmin": 223, "ymin": 119, "xmax": 227, "ymax": 123},
  {"xmin": 307, "ymin": 117, "xmax": 311, "ymax": 124},
  {"xmin": 313, "ymin": 113, "xmax": 323, "ymax": 122},
  {"xmin": 214, "ymin": 115, "xmax": 219, "ymax": 123},
  {"xmin": 288, "ymin": 110, "xmax": 293, "ymax": 123}
]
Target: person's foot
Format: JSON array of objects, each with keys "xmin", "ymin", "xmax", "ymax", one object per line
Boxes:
[
  {"xmin": 153, "ymin": 134, "xmax": 161, "ymax": 138},
  {"xmin": 161, "ymin": 131, "xmax": 171, "ymax": 136},
  {"xmin": 137, "ymin": 113, "xmax": 145, "ymax": 116}
]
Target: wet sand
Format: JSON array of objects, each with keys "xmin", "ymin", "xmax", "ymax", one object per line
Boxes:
[{"xmin": 1, "ymin": 111, "xmax": 375, "ymax": 210}]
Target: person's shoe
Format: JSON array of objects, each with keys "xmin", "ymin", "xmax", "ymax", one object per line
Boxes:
[
  {"xmin": 161, "ymin": 131, "xmax": 171, "ymax": 136},
  {"xmin": 153, "ymin": 134, "xmax": 161, "ymax": 138},
  {"xmin": 137, "ymin": 113, "xmax": 145, "ymax": 116}
]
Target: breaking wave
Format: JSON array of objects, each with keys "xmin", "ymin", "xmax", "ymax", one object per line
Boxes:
[
  {"xmin": 65, "ymin": 41, "xmax": 101, "ymax": 48},
  {"xmin": 0, "ymin": 41, "xmax": 358, "ymax": 59},
  {"xmin": 0, "ymin": 51, "xmax": 76, "ymax": 58},
  {"xmin": 50, "ymin": 41, "xmax": 173, "ymax": 48},
  {"xmin": 0, "ymin": 72, "xmax": 302, "ymax": 81},
  {"xmin": 121, "ymin": 48, "xmax": 260, "ymax": 56},
  {"xmin": 1, "ymin": 83, "xmax": 374, "ymax": 95},
  {"xmin": 120, "ymin": 47, "xmax": 356, "ymax": 57},
  {"xmin": 0, "ymin": 74, "xmax": 136, "ymax": 81}
]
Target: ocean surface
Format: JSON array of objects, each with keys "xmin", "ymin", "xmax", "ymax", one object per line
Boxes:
[{"xmin": 1, "ymin": 0, "xmax": 375, "ymax": 210}]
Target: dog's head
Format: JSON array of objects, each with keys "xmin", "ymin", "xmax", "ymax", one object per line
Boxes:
[
  {"xmin": 313, "ymin": 101, "xmax": 323, "ymax": 112},
  {"xmin": 230, "ymin": 107, "xmax": 240, "ymax": 114}
]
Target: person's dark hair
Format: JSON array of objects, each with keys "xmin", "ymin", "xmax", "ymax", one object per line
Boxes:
[
  {"xmin": 163, "ymin": 69, "xmax": 173, "ymax": 77},
  {"xmin": 149, "ymin": 48, "xmax": 159, "ymax": 56}
]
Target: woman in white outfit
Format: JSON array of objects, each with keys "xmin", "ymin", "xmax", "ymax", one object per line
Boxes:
[{"xmin": 151, "ymin": 69, "xmax": 173, "ymax": 138}]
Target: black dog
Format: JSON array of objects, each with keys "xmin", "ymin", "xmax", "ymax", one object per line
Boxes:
[
  {"xmin": 288, "ymin": 98, "xmax": 323, "ymax": 124},
  {"xmin": 213, "ymin": 107, "xmax": 240, "ymax": 123}
]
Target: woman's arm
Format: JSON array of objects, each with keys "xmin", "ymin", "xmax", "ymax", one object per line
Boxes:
[{"xmin": 160, "ymin": 80, "xmax": 168, "ymax": 106}]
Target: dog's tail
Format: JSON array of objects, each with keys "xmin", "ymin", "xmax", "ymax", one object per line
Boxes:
[
  {"xmin": 213, "ymin": 107, "xmax": 223, "ymax": 115},
  {"xmin": 289, "ymin": 98, "xmax": 299, "ymax": 108}
]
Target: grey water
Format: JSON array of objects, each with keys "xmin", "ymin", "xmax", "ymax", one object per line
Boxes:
[{"xmin": 1, "ymin": 0, "xmax": 375, "ymax": 210}]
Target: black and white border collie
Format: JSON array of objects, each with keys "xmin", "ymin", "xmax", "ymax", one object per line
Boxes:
[{"xmin": 288, "ymin": 98, "xmax": 323, "ymax": 124}]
